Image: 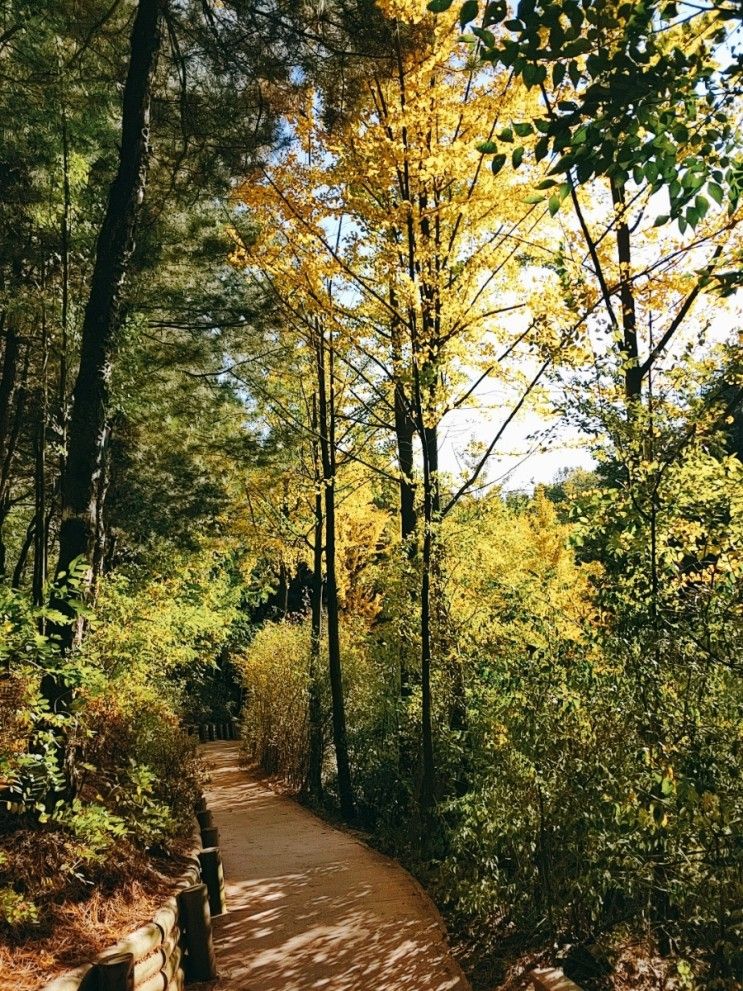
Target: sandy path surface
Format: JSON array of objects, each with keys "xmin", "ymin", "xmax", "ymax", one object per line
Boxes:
[{"xmin": 201, "ymin": 741, "xmax": 470, "ymax": 991}]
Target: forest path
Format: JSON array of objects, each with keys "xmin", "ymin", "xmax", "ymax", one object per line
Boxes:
[{"xmin": 201, "ymin": 740, "xmax": 470, "ymax": 991}]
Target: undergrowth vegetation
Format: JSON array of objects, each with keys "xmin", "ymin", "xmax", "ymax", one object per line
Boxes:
[{"xmin": 0, "ymin": 546, "xmax": 244, "ymax": 942}]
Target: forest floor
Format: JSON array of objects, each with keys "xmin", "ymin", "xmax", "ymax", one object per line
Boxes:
[
  {"xmin": 201, "ymin": 740, "xmax": 470, "ymax": 991},
  {"xmin": 0, "ymin": 852, "xmax": 189, "ymax": 991}
]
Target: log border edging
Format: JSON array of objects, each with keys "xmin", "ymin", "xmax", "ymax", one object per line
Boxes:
[{"xmin": 38, "ymin": 825, "xmax": 203, "ymax": 991}]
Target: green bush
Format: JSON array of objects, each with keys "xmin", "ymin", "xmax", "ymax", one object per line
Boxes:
[{"xmin": 0, "ymin": 548, "xmax": 240, "ymax": 932}]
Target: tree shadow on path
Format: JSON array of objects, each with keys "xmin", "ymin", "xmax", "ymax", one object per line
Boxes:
[{"xmin": 202, "ymin": 741, "xmax": 470, "ymax": 991}]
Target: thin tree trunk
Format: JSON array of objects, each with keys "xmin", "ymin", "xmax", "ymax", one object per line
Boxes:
[
  {"xmin": 316, "ymin": 326, "xmax": 355, "ymax": 822},
  {"xmin": 91, "ymin": 423, "xmax": 112, "ymax": 593},
  {"xmin": 394, "ymin": 378, "xmax": 416, "ymax": 704},
  {"xmin": 59, "ymin": 104, "xmax": 71, "ymax": 418},
  {"xmin": 0, "ymin": 346, "xmax": 28, "ymax": 579},
  {"xmin": 390, "ymin": 298, "xmax": 417, "ymax": 545},
  {"xmin": 33, "ymin": 414, "xmax": 48, "ymax": 606},
  {"xmin": 0, "ymin": 314, "xmax": 22, "ymax": 576},
  {"xmin": 279, "ymin": 479, "xmax": 291, "ymax": 615},
  {"xmin": 33, "ymin": 280, "xmax": 50, "ymax": 606},
  {"xmin": 0, "ymin": 322, "xmax": 28, "ymax": 575},
  {"xmin": 0, "ymin": 496, "xmax": 9, "ymax": 578},
  {"xmin": 409, "ymin": 348, "xmax": 438, "ymax": 813},
  {"xmin": 611, "ymin": 181, "xmax": 641, "ymax": 403},
  {"xmin": 423, "ymin": 422, "xmax": 440, "ymax": 514},
  {"xmin": 12, "ymin": 517, "xmax": 35, "ymax": 590},
  {"xmin": 0, "ymin": 316, "xmax": 20, "ymax": 469},
  {"xmin": 394, "ymin": 378, "xmax": 417, "ymax": 542},
  {"xmin": 56, "ymin": 102, "xmax": 71, "ymax": 490},
  {"xmin": 103, "ymin": 531, "xmax": 118, "ymax": 574},
  {"xmin": 55, "ymin": 0, "xmax": 163, "ymax": 629},
  {"xmin": 420, "ymin": 415, "xmax": 440, "ymax": 810},
  {"xmin": 307, "ymin": 400, "xmax": 324, "ymax": 800},
  {"xmin": 419, "ymin": 463, "xmax": 435, "ymax": 812}
]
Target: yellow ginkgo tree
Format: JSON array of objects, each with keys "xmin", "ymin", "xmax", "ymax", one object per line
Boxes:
[{"xmin": 231, "ymin": 0, "xmax": 590, "ymax": 809}]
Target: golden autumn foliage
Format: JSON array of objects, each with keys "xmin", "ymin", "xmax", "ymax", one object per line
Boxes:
[
  {"xmin": 2, "ymin": 1, "xmax": 742, "ymax": 985},
  {"xmin": 230, "ymin": 3, "xmax": 566, "ymax": 445}
]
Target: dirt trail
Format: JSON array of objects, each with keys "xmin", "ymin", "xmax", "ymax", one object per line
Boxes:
[{"xmin": 201, "ymin": 740, "xmax": 470, "ymax": 991}]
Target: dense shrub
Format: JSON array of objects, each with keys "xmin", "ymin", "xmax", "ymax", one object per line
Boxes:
[
  {"xmin": 0, "ymin": 547, "xmax": 241, "ymax": 933},
  {"xmin": 235, "ymin": 619, "xmax": 313, "ymax": 785},
  {"xmin": 236, "ymin": 613, "xmax": 388, "ymax": 794}
]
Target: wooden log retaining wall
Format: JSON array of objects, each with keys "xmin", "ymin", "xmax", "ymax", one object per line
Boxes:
[
  {"xmin": 529, "ymin": 968, "xmax": 584, "ymax": 991},
  {"xmin": 37, "ymin": 732, "xmax": 233, "ymax": 991},
  {"xmin": 39, "ymin": 801, "xmax": 225, "ymax": 991},
  {"xmin": 40, "ymin": 859, "xmax": 197, "ymax": 991}
]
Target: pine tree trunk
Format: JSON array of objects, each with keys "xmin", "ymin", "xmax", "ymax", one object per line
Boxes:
[
  {"xmin": 12, "ymin": 517, "xmax": 35, "ymax": 589},
  {"xmin": 33, "ymin": 297, "xmax": 50, "ymax": 607},
  {"xmin": 0, "ymin": 497, "xmax": 9, "ymax": 579},
  {"xmin": 0, "ymin": 356, "xmax": 28, "ymax": 581},
  {"xmin": 33, "ymin": 412, "xmax": 47, "ymax": 606},
  {"xmin": 55, "ymin": 0, "xmax": 163, "ymax": 629},
  {"xmin": 41, "ymin": 0, "xmax": 163, "ymax": 802},
  {"xmin": 0, "ymin": 317, "xmax": 20, "ymax": 476},
  {"xmin": 0, "ymin": 315, "xmax": 23, "ymax": 577},
  {"xmin": 90, "ymin": 424, "xmax": 113, "ymax": 592}
]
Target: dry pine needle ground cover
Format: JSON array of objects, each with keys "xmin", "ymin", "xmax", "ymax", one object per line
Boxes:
[{"xmin": 0, "ymin": 840, "xmax": 193, "ymax": 991}]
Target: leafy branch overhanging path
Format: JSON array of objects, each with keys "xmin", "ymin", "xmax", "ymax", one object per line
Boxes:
[{"xmin": 202, "ymin": 741, "xmax": 470, "ymax": 991}]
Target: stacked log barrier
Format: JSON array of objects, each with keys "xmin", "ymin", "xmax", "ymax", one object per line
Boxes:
[
  {"xmin": 39, "ymin": 825, "xmax": 213, "ymax": 991},
  {"xmin": 39, "ymin": 740, "xmax": 233, "ymax": 991},
  {"xmin": 193, "ymin": 733, "xmax": 227, "ymax": 918},
  {"xmin": 200, "ymin": 824, "xmax": 219, "ymax": 848},
  {"xmin": 97, "ymin": 954, "xmax": 133, "ymax": 991},
  {"xmin": 196, "ymin": 810, "xmax": 214, "ymax": 833},
  {"xmin": 529, "ymin": 968, "xmax": 584, "ymax": 991}
]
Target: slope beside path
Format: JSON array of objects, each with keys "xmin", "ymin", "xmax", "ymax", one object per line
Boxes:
[{"xmin": 201, "ymin": 741, "xmax": 470, "ymax": 991}]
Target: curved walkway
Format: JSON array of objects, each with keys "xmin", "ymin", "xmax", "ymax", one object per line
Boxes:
[{"xmin": 201, "ymin": 741, "xmax": 469, "ymax": 991}]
